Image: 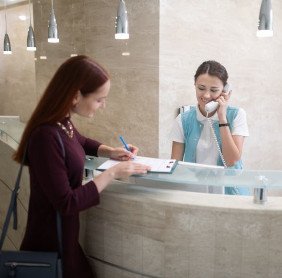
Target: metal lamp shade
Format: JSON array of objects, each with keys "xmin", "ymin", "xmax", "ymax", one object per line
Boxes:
[
  {"xmin": 257, "ymin": 0, "xmax": 273, "ymax": 37},
  {"xmin": 48, "ymin": 8, "xmax": 59, "ymax": 43},
  {"xmin": 27, "ymin": 26, "xmax": 36, "ymax": 51},
  {"xmin": 3, "ymin": 33, "xmax": 12, "ymax": 54},
  {"xmin": 115, "ymin": 0, "xmax": 129, "ymax": 39}
]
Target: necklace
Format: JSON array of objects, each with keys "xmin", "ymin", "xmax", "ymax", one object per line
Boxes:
[{"xmin": 56, "ymin": 120, "xmax": 74, "ymax": 138}]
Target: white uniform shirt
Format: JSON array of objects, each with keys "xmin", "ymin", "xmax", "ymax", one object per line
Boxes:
[{"xmin": 170, "ymin": 105, "xmax": 249, "ymax": 165}]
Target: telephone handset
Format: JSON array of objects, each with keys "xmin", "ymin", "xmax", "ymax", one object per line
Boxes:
[
  {"xmin": 204, "ymin": 83, "xmax": 232, "ymax": 169},
  {"xmin": 204, "ymin": 84, "xmax": 232, "ymax": 113}
]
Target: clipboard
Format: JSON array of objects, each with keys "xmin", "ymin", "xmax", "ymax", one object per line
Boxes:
[{"xmin": 96, "ymin": 156, "xmax": 177, "ymax": 174}]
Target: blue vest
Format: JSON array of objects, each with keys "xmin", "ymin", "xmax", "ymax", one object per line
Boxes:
[{"xmin": 181, "ymin": 106, "xmax": 249, "ymax": 195}]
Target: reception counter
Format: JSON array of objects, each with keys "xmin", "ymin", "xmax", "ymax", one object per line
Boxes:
[
  {"xmin": 1, "ymin": 117, "xmax": 282, "ymax": 278},
  {"xmin": 83, "ymin": 159, "xmax": 282, "ymax": 278}
]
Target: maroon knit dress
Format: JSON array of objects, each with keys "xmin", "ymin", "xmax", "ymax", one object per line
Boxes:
[{"xmin": 20, "ymin": 117, "xmax": 101, "ymax": 278}]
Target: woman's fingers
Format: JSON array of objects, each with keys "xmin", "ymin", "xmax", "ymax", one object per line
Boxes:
[
  {"xmin": 112, "ymin": 161, "xmax": 151, "ymax": 179},
  {"xmin": 217, "ymin": 96, "xmax": 227, "ymax": 106},
  {"xmin": 133, "ymin": 163, "xmax": 151, "ymax": 171},
  {"xmin": 112, "ymin": 145, "xmax": 138, "ymax": 161},
  {"xmin": 113, "ymin": 148, "xmax": 133, "ymax": 160},
  {"xmin": 127, "ymin": 144, "xmax": 139, "ymax": 155},
  {"xmin": 222, "ymin": 92, "xmax": 231, "ymax": 100},
  {"xmin": 125, "ymin": 162, "xmax": 151, "ymax": 174}
]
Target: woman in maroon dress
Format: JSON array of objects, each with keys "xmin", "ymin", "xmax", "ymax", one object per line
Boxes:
[{"xmin": 13, "ymin": 56, "xmax": 150, "ymax": 278}]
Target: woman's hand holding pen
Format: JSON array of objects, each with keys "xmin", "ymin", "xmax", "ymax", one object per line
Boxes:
[
  {"xmin": 95, "ymin": 136, "xmax": 150, "ymax": 193},
  {"xmin": 97, "ymin": 143, "xmax": 138, "ymax": 160},
  {"xmin": 110, "ymin": 144, "xmax": 138, "ymax": 161}
]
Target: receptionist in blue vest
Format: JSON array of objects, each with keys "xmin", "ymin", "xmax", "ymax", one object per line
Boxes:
[{"xmin": 170, "ymin": 60, "xmax": 249, "ymax": 195}]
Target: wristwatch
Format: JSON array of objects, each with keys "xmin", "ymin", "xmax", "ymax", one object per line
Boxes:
[{"xmin": 219, "ymin": 123, "xmax": 230, "ymax": 127}]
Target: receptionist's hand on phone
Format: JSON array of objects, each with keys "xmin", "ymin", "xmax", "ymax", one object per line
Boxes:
[
  {"xmin": 110, "ymin": 144, "xmax": 139, "ymax": 161},
  {"xmin": 216, "ymin": 90, "xmax": 231, "ymax": 122}
]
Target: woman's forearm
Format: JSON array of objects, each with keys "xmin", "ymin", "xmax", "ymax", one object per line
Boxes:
[
  {"xmin": 220, "ymin": 127, "xmax": 241, "ymax": 166},
  {"xmin": 93, "ymin": 168, "xmax": 115, "ymax": 193},
  {"xmin": 171, "ymin": 142, "xmax": 185, "ymax": 160},
  {"xmin": 97, "ymin": 144, "xmax": 114, "ymax": 158}
]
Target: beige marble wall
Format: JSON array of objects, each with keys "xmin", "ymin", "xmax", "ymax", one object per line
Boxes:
[
  {"xmin": 32, "ymin": 0, "xmax": 159, "ymax": 157},
  {"xmin": 159, "ymin": 0, "xmax": 282, "ymax": 170},
  {"xmin": 1, "ymin": 0, "xmax": 282, "ymax": 169},
  {"xmin": 0, "ymin": 3, "xmax": 37, "ymax": 122}
]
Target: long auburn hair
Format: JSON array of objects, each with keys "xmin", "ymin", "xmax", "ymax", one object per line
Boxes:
[{"xmin": 13, "ymin": 55, "xmax": 109, "ymax": 164}]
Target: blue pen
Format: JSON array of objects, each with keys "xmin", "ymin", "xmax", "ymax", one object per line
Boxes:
[{"xmin": 119, "ymin": 135, "xmax": 131, "ymax": 152}]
